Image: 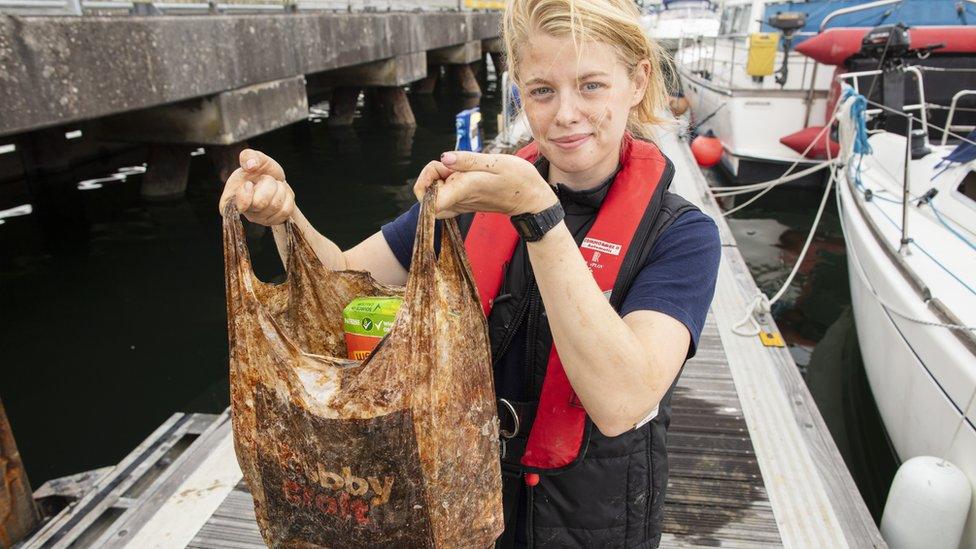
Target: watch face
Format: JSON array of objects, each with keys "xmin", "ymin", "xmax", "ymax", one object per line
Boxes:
[{"xmin": 515, "ymin": 217, "xmax": 537, "ymax": 237}]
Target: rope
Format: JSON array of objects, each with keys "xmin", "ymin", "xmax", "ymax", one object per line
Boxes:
[
  {"xmin": 718, "ymin": 99, "xmax": 846, "ymax": 217},
  {"xmin": 771, "ymin": 167, "xmax": 837, "ymax": 305},
  {"xmin": 729, "ymin": 125, "xmax": 841, "ymax": 337},
  {"xmin": 711, "ymin": 161, "xmax": 834, "ymax": 197},
  {"xmin": 731, "ymin": 293, "xmax": 770, "ymax": 337},
  {"xmin": 842, "ymin": 86, "xmax": 872, "ymax": 155},
  {"xmin": 726, "ymin": 86, "xmax": 976, "ymax": 338}
]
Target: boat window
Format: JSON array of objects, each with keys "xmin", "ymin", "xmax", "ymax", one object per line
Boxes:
[
  {"xmin": 734, "ymin": 6, "xmax": 751, "ymax": 34},
  {"xmin": 720, "ymin": 7, "xmax": 736, "ymax": 34},
  {"xmin": 958, "ymin": 171, "xmax": 976, "ymax": 203}
]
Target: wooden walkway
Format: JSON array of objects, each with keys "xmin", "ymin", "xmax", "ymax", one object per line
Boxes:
[{"xmin": 19, "ymin": 131, "xmax": 884, "ymax": 548}]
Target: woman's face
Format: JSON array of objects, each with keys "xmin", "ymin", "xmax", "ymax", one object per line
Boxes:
[{"xmin": 518, "ymin": 31, "xmax": 648, "ymax": 188}]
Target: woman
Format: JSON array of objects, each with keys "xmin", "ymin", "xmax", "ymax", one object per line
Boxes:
[{"xmin": 220, "ymin": 0, "xmax": 720, "ymax": 545}]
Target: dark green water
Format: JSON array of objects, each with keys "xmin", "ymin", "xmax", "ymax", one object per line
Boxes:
[{"xmin": 0, "ymin": 73, "xmax": 896, "ymax": 520}]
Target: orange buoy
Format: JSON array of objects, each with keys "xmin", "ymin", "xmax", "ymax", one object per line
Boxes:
[
  {"xmin": 691, "ymin": 134, "xmax": 723, "ymax": 168},
  {"xmin": 668, "ymin": 96, "xmax": 689, "ymax": 117}
]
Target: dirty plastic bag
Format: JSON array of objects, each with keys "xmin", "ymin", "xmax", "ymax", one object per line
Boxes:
[{"xmin": 222, "ymin": 188, "xmax": 504, "ymax": 547}]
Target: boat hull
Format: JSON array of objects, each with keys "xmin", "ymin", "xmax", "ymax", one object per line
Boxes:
[
  {"xmin": 678, "ymin": 68, "xmax": 828, "ymax": 186},
  {"xmin": 839, "ymin": 180, "xmax": 976, "ymax": 547}
]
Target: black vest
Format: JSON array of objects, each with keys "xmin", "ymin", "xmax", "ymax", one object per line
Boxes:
[{"xmin": 460, "ymin": 155, "xmax": 697, "ymax": 548}]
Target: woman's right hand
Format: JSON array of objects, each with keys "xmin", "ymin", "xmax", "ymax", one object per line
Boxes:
[{"xmin": 218, "ymin": 148, "xmax": 296, "ymax": 226}]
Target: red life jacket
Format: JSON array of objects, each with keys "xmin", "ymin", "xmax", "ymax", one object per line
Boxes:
[{"xmin": 463, "ymin": 134, "xmax": 668, "ymax": 471}]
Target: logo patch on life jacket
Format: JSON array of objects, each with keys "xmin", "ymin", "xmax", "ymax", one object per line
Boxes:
[{"xmin": 581, "ymin": 237, "xmax": 622, "ymax": 256}]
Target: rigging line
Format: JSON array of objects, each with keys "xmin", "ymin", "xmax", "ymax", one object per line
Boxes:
[
  {"xmin": 770, "ymin": 166, "xmax": 837, "ymax": 305},
  {"xmin": 941, "ymin": 384, "xmax": 976, "ymax": 463},
  {"xmin": 928, "ymin": 202, "xmax": 976, "ymax": 252},
  {"xmin": 852, "ymin": 153, "xmax": 976, "ymax": 253},
  {"xmin": 865, "ymin": 190, "xmax": 976, "ymax": 297},
  {"xmin": 856, "ymin": 171, "xmax": 976, "ymax": 254},
  {"xmin": 711, "ymin": 161, "xmax": 835, "ymax": 196},
  {"xmin": 835, "ymin": 187, "xmax": 976, "ymax": 331}
]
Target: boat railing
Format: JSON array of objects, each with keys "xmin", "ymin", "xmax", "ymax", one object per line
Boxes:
[
  {"xmin": 836, "ymin": 65, "xmax": 976, "ymax": 258},
  {"xmin": 675, "ymin": 31, "xmax": 818, "ymax": 93},
  {"xmin": 942, "ymin": 90, "xmax": 976, "ymax": 145},
  {"xmin": 836, "ymin": 67, "xmax": 932, "ymax": 145},
  {"xmin": 819, "ymin": 0, "xmax": 902, "ymax": 32}
]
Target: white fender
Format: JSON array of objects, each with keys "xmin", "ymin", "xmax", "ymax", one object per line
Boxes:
[{"xmin": 881, "ymin": 456, "xmax": 972, "ymax": 549}]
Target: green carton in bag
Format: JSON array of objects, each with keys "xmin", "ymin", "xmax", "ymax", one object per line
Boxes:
[{"xmin": 343, "ymin": 297, "xmax": 403, "ymax": 360}]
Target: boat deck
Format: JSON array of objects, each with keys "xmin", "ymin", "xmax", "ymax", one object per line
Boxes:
[{"xmin": 20, "ymin": 132, "xmax": 885, "ymax": 548}]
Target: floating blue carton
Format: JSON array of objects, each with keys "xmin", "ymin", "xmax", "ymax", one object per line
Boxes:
[{"xmin": 455, "ymin": 107, "xmax": 483, "ymax": 152}]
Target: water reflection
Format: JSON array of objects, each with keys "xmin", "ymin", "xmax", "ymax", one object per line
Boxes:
[
  {"xmin": 0, "ymin": 204, "xmax": 32, "ymax": 224},
  {"xmin": 76, "ymin": 165, "xmax": 147, "ymax": 191}
]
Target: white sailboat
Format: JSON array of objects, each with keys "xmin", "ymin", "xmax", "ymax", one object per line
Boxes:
[{"xmin": 836, "ymin": 68, "xmax": 976, "ymax": 546}]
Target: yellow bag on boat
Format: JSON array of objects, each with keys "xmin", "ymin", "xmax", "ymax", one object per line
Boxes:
[
  {"xmin": 222, "ymin": 188, "xmax": 503, "ymax": 547},
  {"xmin": 747, "ymin": 32, "xmax": 780, "ymax": 77}
]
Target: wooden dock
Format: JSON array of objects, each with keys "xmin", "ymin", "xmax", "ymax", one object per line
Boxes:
[{"xmin": 17, "ymin": 131, "xmax": 884, "ymax": 548}]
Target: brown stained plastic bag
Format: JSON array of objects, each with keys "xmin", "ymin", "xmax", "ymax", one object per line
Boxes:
[{"xmin": 222, "ymin": 188, "xmax": 504, "ymax": 548}]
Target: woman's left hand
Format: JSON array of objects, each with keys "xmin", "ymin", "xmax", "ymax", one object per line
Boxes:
[{"xmin": 413, "ymin": 151, "xmax": 557, "ymax": 219}]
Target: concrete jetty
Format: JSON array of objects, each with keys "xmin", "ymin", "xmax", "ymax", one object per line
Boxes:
[{"xmin": 0, "ymin": 9, "xmax": 502, "ymax": 196}]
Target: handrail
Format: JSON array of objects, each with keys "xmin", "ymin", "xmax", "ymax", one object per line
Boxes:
[
  {"xmin": 675, "ymin": 34, "xmax": 823, "ymax": 92},
  {"xmin": 820, "ymin": 0, "xmax": 902, "ymax": 31},
  {"xmin": 836, "ymin": 69, "xmax": 930, "ymax": 143},
  {"xmin": 903, "ymin": 65, "xmax": 929, "ymax": 147},
  {"xmin": 941, "ymin": 90, "xmax": 976, "ymax": 145}
]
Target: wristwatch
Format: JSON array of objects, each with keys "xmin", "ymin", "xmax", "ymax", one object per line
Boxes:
[{"xmin": 510, "ymin": 201, "xmax": 565, "ymax": 242}]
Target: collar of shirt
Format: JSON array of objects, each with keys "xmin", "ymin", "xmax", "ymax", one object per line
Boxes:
[{"xmin": 533, "ymin": 157, "xmax": 620, "ymax": 215}]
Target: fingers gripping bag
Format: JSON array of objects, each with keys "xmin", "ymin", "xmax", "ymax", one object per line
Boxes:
[{"xmin": 222, "ymin": 188, "xmax": 504, "ymax": 548}]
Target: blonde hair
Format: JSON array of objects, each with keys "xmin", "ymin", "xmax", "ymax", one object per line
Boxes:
[{"xmin": 502, "ymin": 0, "xmax": 671, "ymax": 139}]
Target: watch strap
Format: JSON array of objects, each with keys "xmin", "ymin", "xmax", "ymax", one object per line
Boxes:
[{"xmin": 510, "ymin": 201, "xmax": 565, "ymax": 242}]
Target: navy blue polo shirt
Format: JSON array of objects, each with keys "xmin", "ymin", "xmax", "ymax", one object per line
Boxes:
[{"xmin": 380, "ymin": 178, "xmax": 721, "ymax": 376}]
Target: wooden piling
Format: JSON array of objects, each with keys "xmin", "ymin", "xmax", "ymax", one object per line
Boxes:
[
  {"xmin": 209, "ymin": 142, "xmax": 249, "ymax": 184},
  {"xmin": 366, "ymin": 87, "xmax": 416, "ymax": 127},
  {"xmin": 141, "ymin": 145, "xmax": 193, "ymax": 201},
  {"xmin": 327, "ymin": 87, "xmax": 361, "ymax": 127},
  {"xmin": 411, "ymin": 67, "xmax": 439, "ymax": 95},
  {"xmin": 0, "ymin": 398, "xmax": 40, "ymax": 548},
  {"xmin": 450, "ymin": 64, "xmax": 482, "ymax": 97},
  {"xmin": 489, "ymin": 52, "xmax": 505, "ymax": 75}
]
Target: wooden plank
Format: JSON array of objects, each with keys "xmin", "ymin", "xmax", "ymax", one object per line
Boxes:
[
  {"xmin": 659, "ymin": 130, "xmax": 884, "ymax": 547},
  {"xmin": 187, "ymin": 487, "xmax": 264, "ymax": 549},
  {"xmin": 662, "ymin": 318, "xmax": 780, "ymax": 547}
]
